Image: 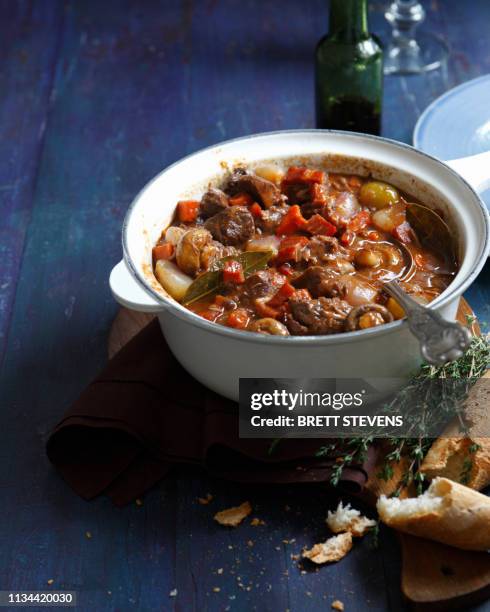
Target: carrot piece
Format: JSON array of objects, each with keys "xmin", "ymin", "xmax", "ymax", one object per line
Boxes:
[
  {"xmin": 249, "ymin": 202, "xmax": 263, "ymax": 218},
  {"xmin": 348, "ymin": 176, "xmax": 362, "ymax": 190},
  {"xmin": 310, "ymin": 182, "xmax": 328, "ymax": 205},
  {"xmin": 277, "ymin": 235, "xmax": 309, "ymax": 263},
  {"xmin": 340, "ymin": 230, "xmax": 355, "ymax": 246},
  {"xmin": 177, "ymin": 200, "xmax": 200, "ymax": 222},
  {"xmin": 305, "ymin": 214, "xmax": 337, "ymax": 236},
  {"xmin": 223, "ymin": 260, "xmax": 245, "ymax": 284},
  {"xmin": 348, "ymin": 210, "xmax": 371, "ymax": 232},
  {"xmin": 227, "ymin": 308, "xmax": 250, "ymax": 329},
  {"xmin": 392, "ymin": 221, "xmax": 413, "ymax": 244},
  {"xmin": 229, "ymin": 192, "xmax": 254, "ymax": 207},
  {"xmin": 200, "ymin": 307, "xmax": 223, "ymax": 322},
  {"xmin": 282, "ymin": 166, "xmax": 325, "ymax": 185},
  {"xmin": 276, "ymin": 205, "xmax": 307, "ymax": 236},
  {"xmin": 152, "ymin": 242, "xmax": 174, "ymax": 261},
  {"xmin": 254, "ymin": 299, "xmax": 280, "ymax": 318},
  {"xmin": 267, "ymin": 282, "xmax": 296, "ymax": 308},
  {"xmin": 277, "ymin": 263, "xmax": 293, "ymax": 276}
]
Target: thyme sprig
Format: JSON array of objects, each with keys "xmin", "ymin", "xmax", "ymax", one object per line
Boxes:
[{"xmin": 330, "ymin": 330, "xmax": 490, "ymax": 495}]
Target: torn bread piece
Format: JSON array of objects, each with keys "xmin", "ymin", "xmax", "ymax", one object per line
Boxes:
[
  {"xmin": 420, "ymin": 370, "xmax": 490, "ymax": 491},
  {"xmin": 214, "ymin": 501, "xmax": 252, "ymax": 527},
  {"xmin": 302, "ymin": 532, "xmax": 353, "ymax": 564},
  {"xmin": 421, "ymin": 429, "xmax": 490, "ymax": 491},
  {"xmin": 327, "ymin": 501, "xmax": 376, "ymax": 537},
  {"xmin": 377, "ymin": 477, "xmax": 490, "ymax": 551}
]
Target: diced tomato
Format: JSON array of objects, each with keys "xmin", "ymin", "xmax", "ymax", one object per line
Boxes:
[
  {"xmin": 276, "ymin": 205, "xmax": 307, "ymax": 236},
  {"xmin": 249, "ymin": 202, "xmax": 263, "ymax": 218},
  {"xmin": 254, "ymin": 299, "xmax": 280, "ymax": 318},
  {"xmin": 277, "ymin": 235, "xmax": 309, "ymax": 263},
  {"xmin": 227, "ymin": 308, "xmax": 250, "ymax": 329},
  {"xmin": 367, "ymin": 231, "xmax": 379, "ymax": 241},
  {"xmin": 348, "ymin": 210, "xmax": 371, "ymax": 232},
  {"xmin": 229, "ymin": 192, "xmax": 254, "ymax": 207},
  {"xmin": 340, "ymin": 230, "xmax": 355, "ymax": 246},
  {"xmin": 305, "ymin": 214, "xmax": 337, "ymax": 236},
  {"xmin": 223, "ymin": 260, "xmax": 245, "ymax": 284},
  {"xmin": 282, "ymin": 166, "xmax": 325, "ymax": 185},
  {"xmin": 267, "ymin": 282, "xmax": 296, "ymax": 308},
  {"xmin": 152, "ymin": 242, "xmax": 174, "ymax": 261},
  {"xmin": 177, "ymin": 200, "xmax": 200, "ymax": 222},
  {"xmin": 278, "ymin": 263, "xmax": 293, "ymax": 276},
  {"xmin": 392, "ymin": 221, "xmax": 413, "ymax": 244}
]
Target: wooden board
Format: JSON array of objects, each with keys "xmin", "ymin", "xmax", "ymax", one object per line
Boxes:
[{"xmin": 108, "ymin": 298, "xmax": 490, "ymax": 609}]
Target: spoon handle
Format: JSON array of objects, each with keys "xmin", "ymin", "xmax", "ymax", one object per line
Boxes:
[{"xmin": 384, "ymin": 280, "xmax": 472, "ymax": 366}]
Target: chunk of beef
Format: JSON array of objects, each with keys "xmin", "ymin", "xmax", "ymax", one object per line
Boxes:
[
  {"xmin": 204, "ymin": 206, "xmax": 254, "ymax": 246},
  {"xmin": 256, "ymin": 205, "xmax": 288, "ymax": 233},
  {"xmin": 292, "ymin": 266, "xmax": 336, "ymax": 298},
  {"xmin": 200, "ymin": 188, "xmax": 229, "ymax": 218},
  {"xmin": 286, "ymin": 296, "xmax": 352, "ymax": 335},
  {"xmin": 227, "ymin": 169, "xmax": 286, "ymax": 208},
  {"xmin": 301, "ymin": 236, "xmax": 354, "ymax": 267},
  {"xmin": 243, "ymin": 269, "xmax": 285, "ymax": 300}
]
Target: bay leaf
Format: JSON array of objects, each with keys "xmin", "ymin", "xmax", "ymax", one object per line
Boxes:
[{"xmin": 182, "ymin": 250, "xmax": 273, "ymax": 305}]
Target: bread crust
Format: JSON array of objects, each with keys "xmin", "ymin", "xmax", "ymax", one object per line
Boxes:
[
  {"xmin": 377, "ymin": 478, "xmax": 490, "ymax": 551},
  {"xmin": 421, "ymin": 370, "xmax": 490, "ymax": 491}
]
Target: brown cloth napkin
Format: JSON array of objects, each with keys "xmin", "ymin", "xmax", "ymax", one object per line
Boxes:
[{"xmin": 46, "ymin": 320, "xmax": 377, "ymax": 506}]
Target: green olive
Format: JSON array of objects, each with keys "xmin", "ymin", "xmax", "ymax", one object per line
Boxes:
[{"xmin": 359, "ymin": 181, "xmax": 399, "ymax": 210}]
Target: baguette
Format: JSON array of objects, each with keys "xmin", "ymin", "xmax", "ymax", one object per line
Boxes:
[{"xmin": 377, "ymin": 477, "xmax": 490, "ymax": 551}]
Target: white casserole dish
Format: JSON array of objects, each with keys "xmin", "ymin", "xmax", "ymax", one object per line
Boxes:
[{"xmin": 110, "ymin": 130, "xmax": 490, "ymax": 401}]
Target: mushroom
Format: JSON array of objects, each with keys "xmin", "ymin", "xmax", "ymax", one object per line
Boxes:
[
  {"xmin": 345, "ymin": 304, "xmax": 393, "ymax": 331},
  {"xmin": 175, "ymin": 228, "xmax": 212, "ymax": 276},
  {"xmin": 249, "ymin": 318, "xmax": 290, "ymax": 336}
]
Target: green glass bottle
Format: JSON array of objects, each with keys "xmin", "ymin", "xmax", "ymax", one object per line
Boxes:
[{"xmin": 315, "ymin": 0, "xmax": 383, "ymax": 134}]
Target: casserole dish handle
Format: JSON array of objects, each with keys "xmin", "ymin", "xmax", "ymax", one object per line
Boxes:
[
  {"xmin": 109, "ymin": 260, "xmax": 165, "ymax": 313},
  {"xmin": 445, "ymin": 150, "xmax": 490, "ymax": 193}
]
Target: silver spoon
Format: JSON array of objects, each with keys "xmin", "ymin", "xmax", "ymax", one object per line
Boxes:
[{"xmin": 384, "ymin": 279, "xmax": 471, "ymax": 366}]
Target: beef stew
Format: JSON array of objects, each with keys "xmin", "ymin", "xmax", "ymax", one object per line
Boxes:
[{"xmin": 152, "ymin": 165, "xmax": 457, "ymax": 336}]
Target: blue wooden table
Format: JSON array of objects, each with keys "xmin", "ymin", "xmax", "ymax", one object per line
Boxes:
[{"xmin": 1, "ymin": 1, "xmax": 489, "ymax": 610}]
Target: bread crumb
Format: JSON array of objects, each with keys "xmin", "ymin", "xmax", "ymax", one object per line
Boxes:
[
  {"xmin": 198, "ymin": 493, "xmax": 213, "ymax": 505},
  {"xmin": 214, "ymin": 501, "xmax": 252, "ymax": 527},
  {"xmin": 85, "ymin": 531, "xmax": 92, "ymax": 539},
  {"xmin": 250, "ymin": 517, "xmax": 266, "ymax": 526},
  {"xmin": 303, "ymin": 532, "xmax": 353, "ymax": 564},
  {"xmin": 169, "ymin": 589, "xmax": 177, "ymax": 597},
  {"xmin": 217, "ymin": 568, "xmax": 223, "ymax": 575},
  {"xmin": 213, "ymin": 587, "xmax": 220, "ymax": 593},
  {"xmin": 135, "ymin": 498, "xmax": 143, "ymax": 506},
  {"xmin": 47, "ymin": 579, "xmax": 54, "ymax": 586},
  {"xmin": 332, "ymin": 600, "xmax": 344, "ymax": 611},
  {"xmin": 327, "ymin": 502, "xmax": 376, "ymax": 537}
]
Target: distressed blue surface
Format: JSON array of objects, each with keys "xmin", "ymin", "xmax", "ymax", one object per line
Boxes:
[{"xmin": 0, "ymin": 1, "xmax": 489, "ymax": 610}]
